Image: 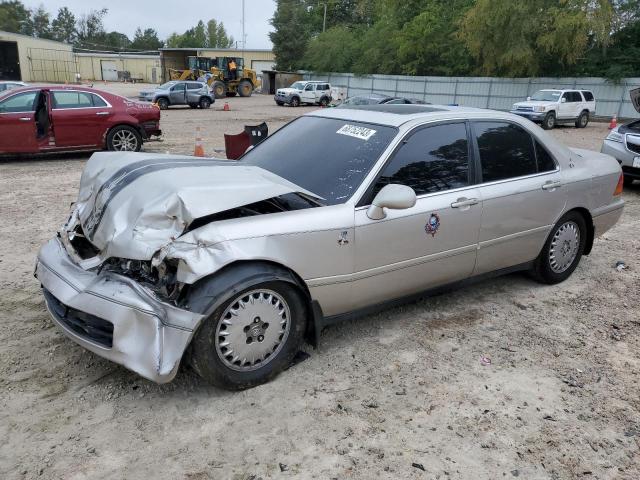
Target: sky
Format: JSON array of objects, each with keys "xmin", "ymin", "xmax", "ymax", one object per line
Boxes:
[{"xmin": 21, "ymin": 0, "xmax": 277, "ymax": 49}]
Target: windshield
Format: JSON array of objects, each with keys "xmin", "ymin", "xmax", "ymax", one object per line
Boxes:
[
  {"xmin": 289, "ymin": 81, "xmax": 306, "ymax": 90},
  {"xmin": 242, "ymin": 116, "xmax": 397, "ymax": 205},
  {"xmin": 343, "ymin": 94, "xmax": 387, "ymax": 105},
  {"xmin": 530, "ymin": 90, "xmax": 561, "ymax": 101},
  {"xmin": 159, "ymin": 81, "xmax": 177, "ymax": 90}
]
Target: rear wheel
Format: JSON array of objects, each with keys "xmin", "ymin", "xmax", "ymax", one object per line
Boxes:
[
  {"xmin": 199, "ymin": 97, "xmax": 211, "ymax": 109},
  {"xmin": 319, "ymin": 96, "xmax": 329, "ymax": 107},
  {"xmin": 106, "ymin": 125, "xmax": 142, "ymax": 152},
  {"xmin": 156, "ymin": 97, "xmax": 169, "ymax": 110},
  {"xmin": 238, "ymin": 80, "xmax": 253, "ymax": 97},
  {"xmin": 211, "ymin": 81, "xmax": 227, "ymax": 99},
  {"xmin": 532, "ymin": 211, "xmax": 586, "ymax": 284},
  {"xmin": 189, "ymin": 279, "xmax": 307, "ymax": 390},
  {"xmin": 541, "ymin": 112, "xmax": 556, "ymax": 130},
  {"xmin": 290, "ymin": 96, "xmax": 300, "ymax": 107},
  {"xmin": 575, "ymin": 111, "xmax": 589, "ymax": 128}
]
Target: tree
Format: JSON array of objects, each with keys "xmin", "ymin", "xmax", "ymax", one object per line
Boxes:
[
  {"xmin": 51, "ymin": 7, "xmax": 77, "ymax": 43},
  {"xmin": 131, "ymin": 27, "xmax": 163, "ymax": 50},
  {"xmin": 270, "ymin": 0, "xmax": 312, "ymax": 71},
  {"xmin": 215, "ymin": 22, "xmax": 234, "ymax": 48},
  {"xmin": 26, "ymin": 4, "xmax": 52, "ymax": 39},
  {"xmin": 193, "ymin": 20, "xmax": 207, "ymax": 47},
  {"xmin": 76, "ymin": 8, "xmax": 108, "ymax": 48},
  {"xmin": 206, "ymin": 19, "xmax": 218, "ymax": 47},
  {"xmin": 0, "ymin": 0, "xmax": 31, "ymax": 34},
  {"xmin": 458, "ymin": 0, "xmax": 613, "ymax": 76}
]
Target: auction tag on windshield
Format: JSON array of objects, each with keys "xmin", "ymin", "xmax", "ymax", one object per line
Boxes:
[{"xmin": 337, "ymin": 124, "xmax": 376, "ymax": 140}]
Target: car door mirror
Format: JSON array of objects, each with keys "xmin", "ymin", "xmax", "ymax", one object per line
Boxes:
[
  {"xmin": 366, "ymin": 184, "xmax": 417, "ymax": 220},
  {"xmin": 526, "ymin": 96, "xmax": 531, "ymax": 101},
  {"xmin": 561, "ymin": 97, "xmax": 566, "ymax": 103}
]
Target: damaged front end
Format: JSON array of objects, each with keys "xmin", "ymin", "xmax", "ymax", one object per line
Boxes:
[{"xmin": 36, "ymin": 152, "xmax": 322, "ymax": 383}]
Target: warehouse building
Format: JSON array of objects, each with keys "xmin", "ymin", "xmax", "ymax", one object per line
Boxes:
[
  {"xmin": 0, "ymin": 30, "xmax": 74, "ymax": 82},
  {"xmin": 75, "ymin": 53, "xmax": 161, "ymax": 83},
  {"xmin": 159, "ymin": 48, "xmax": 275, "ymax": 83}
]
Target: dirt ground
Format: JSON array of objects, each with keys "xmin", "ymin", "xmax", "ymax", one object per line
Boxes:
[{"xmin": 1, "ymin": 83, "xmax": 639, "ymax": 480}]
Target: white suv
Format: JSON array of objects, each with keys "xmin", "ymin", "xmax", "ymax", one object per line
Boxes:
[
  {"xmin": 275, "ymin": 81, "xmax": 332, "ymax": 107},
  {"xmin": 511, "ymin": 89, "xmax": 596, "ymax": 130}
]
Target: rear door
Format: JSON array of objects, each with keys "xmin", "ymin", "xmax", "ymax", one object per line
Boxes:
[
  {"xmin": 471, "ymin": 120, "xmax": 566, "ymax": 274},
  {"xmin": 0, "ymin": 90, "xmax": 38, "ymax": 153},
  {"xmin": 50, "ymin": 90, "xmax": 112, "ymax": 147},
  {"xmin": 352, "ymin": 121, "xmax": 482, "ymax": 310},
  {"xmin": 186, "ymin": 82, "xmax": 203, "ymax": 103}
]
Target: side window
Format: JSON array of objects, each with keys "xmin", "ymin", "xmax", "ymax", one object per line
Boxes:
[
  {"xmin": 474, "ymin": 121, "xmax": 537, "ymax": 182},
  {"xmin": 172, "ymin": 83, "xmax": 186, "ymax": 91},
  {"xmin": 582, "ymin": 91, "xmax": 594, "ymax": 102},
  {"xmin": 90, "ymin": 94, "xmax": 107, "ymax": 107},
  {"xmin": 535, "ymin": 141, "xmax": 557, "ymax": 172},
  {"xmin": 304, "ymin": 84, "xmax": 314, "ymax": 91},
  {"xmin": 568, "ymin": 91, "xmax": 581, "ymax": 102},
  {"xmin": 562, "ymin": 92, "xmax": 571, "ymax": 102},
  {"xmin": 373, "ymin": 122, "xmax": 470, "ymax": 197},
  {"xmin": 52, "ymin": 91, "xmax": 93, "ymax": 108},
  {"xmin": 0, "ymin": 91, "xmax": 38, "ymax": 112},
  {"xmin": 187, "ymin": 82, "xmax": 201, "ymax": 90}
]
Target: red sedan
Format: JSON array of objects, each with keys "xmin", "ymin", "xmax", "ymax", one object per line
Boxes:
[{"xmin": 0, "ymin": 85, "xmax": 161, "ymax": 154}]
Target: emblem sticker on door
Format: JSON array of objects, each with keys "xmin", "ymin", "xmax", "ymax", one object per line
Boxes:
[{"xmin": 425, "ymin": 213, "xmax": 440, "ymax": 237}]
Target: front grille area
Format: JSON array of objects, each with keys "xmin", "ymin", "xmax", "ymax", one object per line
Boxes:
[
  {"xmin": 517, "ymin": 106, "xmax": 534, "ymax": 112},
  {"xmin": 43, "ymin": 289, "xmax": 114, "ymax": 348},
  {"xmin": 626, "ymin": 139, "xmax": 640, "ymax": 155}
]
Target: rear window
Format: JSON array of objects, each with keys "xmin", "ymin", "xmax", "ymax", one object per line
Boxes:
[
  {"xmin": 242, "ymin": 116, "xmax": 397, "ymax": 205},
  {"xmin": 582, "ymin": 91, "xmax": 594, "ymax": 101}
]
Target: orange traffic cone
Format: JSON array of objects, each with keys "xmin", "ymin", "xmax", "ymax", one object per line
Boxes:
[
  {"xmin": 223, "ymin": 102, "xmax": 230, "ymax": 111},
  {"xmin": 193, "ymin": 126, "xmax": 205, "ymax": 157},
  {"xmin": 609, "ymin": 114, "xmax": 618, "ymax": 130}
]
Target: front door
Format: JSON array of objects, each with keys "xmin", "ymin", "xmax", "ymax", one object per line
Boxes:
[
  {"xmin": 301, "ymin": 84, "xmax": 316, "ymax": 103},
  {"xmin": 471, "ymin": 121, "xmax": 566, "ymax": 274},
  {"xmin": 0, "ymin": 90, "xmax": 38, "ymax": 153},
  {"xmin": 352, "ymin": 121, "xmax": 482, "ymax": 310},
  {"xmin": 169, "ymin": 83, "xmax": 186, "ymax": 105},
  {"xmin": 50, "ymin": 90, "xmax": 110, "ymax": 148}
]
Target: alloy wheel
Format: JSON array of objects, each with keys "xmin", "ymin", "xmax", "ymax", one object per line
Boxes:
[
  {"xmin": 549, "ymin": 221, "xmax": 580, "ymax": 273},
  {"xmin": 111, "ymin": 130, "xmax": 138, "ymax": 151}
]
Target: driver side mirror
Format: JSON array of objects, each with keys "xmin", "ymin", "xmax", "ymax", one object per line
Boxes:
[
  {"xmin": 561, "ymin": 97, "xmax": 567, "ymax": 103},
  {"xmin": 366, "ymin": 184, "xmax": 417, "ymax": 220},
  {"xmin": 526, "ymin": 96, "xmax": 531, "ymax": 101}
]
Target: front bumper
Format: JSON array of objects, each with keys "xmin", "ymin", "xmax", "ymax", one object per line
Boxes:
[
  {"xmin": 35, "ymin": 238, "xmax": 203, "ymax": 383},
  {"xmin": 510, "ymin": 110, "xmax": 546, "ymax": 121},
  {"xmin": 601, "ymin": 140, "xmax": 640, "ymax": 179},
  {"xmin": 274, "ymin": 93, "xmax": 292, "ymax": 104}
]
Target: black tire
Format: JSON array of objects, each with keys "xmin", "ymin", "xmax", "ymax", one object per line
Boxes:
[
  {"xmin": 532, "ymin": 211, "xmax": 587, "ymax": 284},
  {"xmin": 211, "ymin": 81, "xmax": 227, "ymax": 99},
  {"xmin": 226, "ymin": 91, "xmax": 237, "ymax": 97},
  {"xmin": 238, "ymin": 80, "xmax": 253, "ymax": 97},
  {"xmin": 541, "ymin": 112, "xmax": 556, "ymax": 130},
  {"xmin": 188, "ymin": 266, "xmax": 308, "ymax": 390},
  {"xmin": 575, "ymin": 111, "xmax": 589, "ymax": 128},
  {"xmin": 275, "ymin": 101, "xmax": 284, "ymax": 106},
  {"xmin": 199, "ymin": 97, "xmax": 211, "ymax": 109},
  {"xmin": 188, "ymin": 103, "xmax": 198, "ymax": 109},
  {"xmin": 289, "ymin": 96, "xmax": 300, "ymax": 107},
  {"xmin": 156, "ymin": 97, "xmax": 169, "ymax": 110},
  {"xmin": 106, "ymin": 125, "xmax": 142, "ymax": 152},
  {"xmin": 623, "ymin": 175, "xmax": 634, "ymax": 187},
  {"xmin": 319, "ymin": 96, "xmax": 329, "ymax": 107}
]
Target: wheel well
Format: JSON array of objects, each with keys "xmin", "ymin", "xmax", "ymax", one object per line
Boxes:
[
  {"xmin": 185, "ymin": 260, "xmax": 319, "ymax": 346},
  {"xmin": 156, "ymin": 96, "xmax": 168, "ymax": 103},
  {"xmin": 568, "ymin": 207, "xmax": 594, "ymax": 255}
]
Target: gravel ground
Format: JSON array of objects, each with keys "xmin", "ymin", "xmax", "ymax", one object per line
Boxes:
[{"xmin": 0, "ymin": 83, "xmax": 639, "ymax": 480}]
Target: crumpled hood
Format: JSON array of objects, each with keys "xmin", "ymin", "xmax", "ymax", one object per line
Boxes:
[
  {"xmin": 277, "ymin": 88, "xmax": 300, "ymax": 95},
  {"xmin": 71, "ymin": 152, "xmax": 316, "ymax": 261}
]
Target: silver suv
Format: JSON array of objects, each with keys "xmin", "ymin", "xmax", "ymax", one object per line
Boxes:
[{"xmin": 139, "ymin": 81, "xmax": 214, "ymax": 110}]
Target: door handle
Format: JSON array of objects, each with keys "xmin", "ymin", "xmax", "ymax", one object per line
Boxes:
[
  {"xmin": 95, "ymin": 111, "xmax": 110, "ymax": 116},
  {"xmin": 450, "ymin": 197, "xmax": 479, "ymax": 208},
  {"xmin": 19, "ymin": 117, "xmax": 31, "ymax": 121},
  {"xmin": 542, "ymin": 181, "xmax": 562, "ymax": 191}
]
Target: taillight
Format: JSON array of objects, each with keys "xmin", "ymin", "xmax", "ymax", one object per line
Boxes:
[{"xmin": 614, "ymin": 173, "xmax": 624, "ymax": 196}]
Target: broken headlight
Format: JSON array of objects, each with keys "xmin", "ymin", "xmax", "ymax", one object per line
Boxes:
[{"xmin": 102, "ymin": 257, "xmax": 184, "ymax": 303}]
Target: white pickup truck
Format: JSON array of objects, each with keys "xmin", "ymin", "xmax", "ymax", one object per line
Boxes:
[
  {"xmin": 274, "ymin": 81, "xmax": 332, "ymax": 107},
  {"xmin": 511, "ymin": 89, "xmax": 596, "ymax": 130}
]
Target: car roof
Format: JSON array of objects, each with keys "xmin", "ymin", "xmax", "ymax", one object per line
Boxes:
[
  {"xmin": 0, "ymin": 85, "xmax": 116, "ymax": 99},
  {"xmin": 539, "ymin": 88, "xmax": 592, "ymax": 92},
  {"xmin": 309, "ymin": 104, "xmax": 509, "ymax": 127}
]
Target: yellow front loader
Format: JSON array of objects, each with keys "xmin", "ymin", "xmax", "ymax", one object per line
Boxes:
[{"xmin": 170, "ymin": 56, "xmax": 257, "ymax": 99}]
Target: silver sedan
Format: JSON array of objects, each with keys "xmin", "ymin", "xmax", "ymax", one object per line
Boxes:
[{"xmin": 36, "ymin": 104, "xmax": 624, "ymax": 390}]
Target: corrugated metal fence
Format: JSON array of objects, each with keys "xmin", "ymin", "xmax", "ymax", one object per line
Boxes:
[{"xmin": 303, "ymin": 72, "xmax": 640, "ymax": 119}]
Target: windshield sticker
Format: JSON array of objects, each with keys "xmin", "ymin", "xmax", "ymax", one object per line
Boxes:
[{"xmin": 337, "ymin": 124, "xmax": 377, "ymax": 141}]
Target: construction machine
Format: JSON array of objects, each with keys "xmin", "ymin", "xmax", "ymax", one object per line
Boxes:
[{"xmin": 168, "ymin": 56, "xmax": 257, "ymax": 99}]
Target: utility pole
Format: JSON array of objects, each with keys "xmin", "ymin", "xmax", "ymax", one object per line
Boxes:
[
  {"xmin": 242, "ymin": 0, "xmax": 246, "ymax": 53},
  {"xmin": 322, "ymin": 2, "xmax": 327, "ymax": 32}
]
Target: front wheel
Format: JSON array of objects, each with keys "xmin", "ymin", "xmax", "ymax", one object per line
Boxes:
[
  {"xmin": 289, "ymin": 96, "xmax": 300, "ymax": 107},
  {"xmin": 541, "ymin": 112, "xmax": 556, "ymax": 130},
  {"xmin": 275, "ymin": 101, "xmax": 284, "ymax": 106},
  {"xmin": 575, "ymin": 111, "xmax": 589, "ymax": 128},
  {"xmin": 156, "ymin": 97, "xmax": 169, "ymax": 110},
  {"xmin": 238, "ymin": 80, "xmax": 253, "ymax": 97},
  {"xmin": 532, "ymin": 211, "xmax": 586, "ymax": 284},
  {"xmin": 189, "ymin": 280, "xmax": 307, "ymax": 390},
  {"xmin": 211, "ymin": 81, "xmax": 227, "ymax": 99},
  {"xmin": 106, "ymin": 125, "xmax": 142, "ymax": 152}
]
